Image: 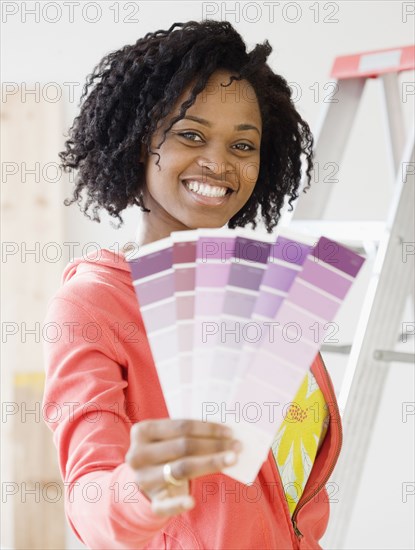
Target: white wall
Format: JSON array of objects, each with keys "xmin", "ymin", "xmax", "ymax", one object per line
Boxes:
[{"xmin": 3, "ymin": 2, "xmax": 414, "ymax": 548}]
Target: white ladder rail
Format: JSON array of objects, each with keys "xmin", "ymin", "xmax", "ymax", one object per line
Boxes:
[
  {"xmin": 279, "ymin": 44, "xmax": 415, "ymax": 547},
  {"xmin": 380, "ymin": 73, "xmax": 408, "ymax": 175},
  {"xmin": 338, "ymin": 131, "xmax": 414, "ymax": 416},
  {"xmin": 327, "ymin": 132, "xmax": 414, "ymax": 548}
]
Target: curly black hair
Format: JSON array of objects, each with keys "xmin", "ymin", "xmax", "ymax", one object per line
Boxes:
[{"xmin": 60, "ymin": 19, "xmax": 314, "ymax": 233}]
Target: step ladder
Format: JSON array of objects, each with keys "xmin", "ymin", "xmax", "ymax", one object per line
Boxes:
[{"xmin": 280, "ymin": 44, "xmax": 415, "ymax": 547}]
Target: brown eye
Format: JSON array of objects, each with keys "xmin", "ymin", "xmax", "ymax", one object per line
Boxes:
[
  {"xmin": 178, "ymin": 132, "xmax": 203, "ymax": 142},
  {"xmin": 233, "ymin": 143, "xmax": 255, "ymax": 151}
]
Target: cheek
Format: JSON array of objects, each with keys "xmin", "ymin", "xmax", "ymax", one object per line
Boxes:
[
  {"xmin": 241, "ymin": 160, "xmax": 260, "ymax": 190},
  {"xmin": 144, "ymin": 155, "xmax": 184, "ymax": 202},
  {"xmin": 147, "ymin": 146, "xmax": 187, "ymax": 181}
]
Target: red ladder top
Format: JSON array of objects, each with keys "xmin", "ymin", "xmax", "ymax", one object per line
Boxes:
[{"xmin": 330, "ymin": 45, "xmax": 414, "ymax": 79}]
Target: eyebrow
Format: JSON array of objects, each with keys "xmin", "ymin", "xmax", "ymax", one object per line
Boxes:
[{"xmin": 180, "ymin": 115, "xmax": 261, "ymax": 136}]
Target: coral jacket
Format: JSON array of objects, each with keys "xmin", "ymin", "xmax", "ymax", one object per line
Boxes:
[{"xmin": 42, "ymin": 248, "xmax": 342, "ymax": 550}]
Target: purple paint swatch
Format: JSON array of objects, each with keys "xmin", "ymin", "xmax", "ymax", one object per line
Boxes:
[{"xmin": 224, "ymin": 235, "xmax": 365, "ymax": 481}]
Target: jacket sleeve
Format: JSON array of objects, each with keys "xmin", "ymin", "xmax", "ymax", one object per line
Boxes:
[{"xmin": 42, "ymin": 295, "xmax": 171, "ymax": 549}]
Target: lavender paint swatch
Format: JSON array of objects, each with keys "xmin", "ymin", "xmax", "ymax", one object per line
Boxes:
[
  {"xmin": 192, "ymin": 228, "xmax": 238, "ymax": 417},
  {"xmin": 207, "ymin": 231, "xmax": 275, "ymax": 404},
  {"xmin": 127, "ymin": 229, "xmax": 366, "ymax": 484},
  {"xmin": 223, "ymin": 235, "xmax": 365, "ymax": 482},
  {"xmin": 128, "ymin": 236, "xmax": 182, "ymax": 417}
]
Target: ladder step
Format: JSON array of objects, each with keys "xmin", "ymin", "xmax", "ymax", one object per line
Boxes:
[
  {"xmin": 373, "ymin": 350, "xmax": 415, "ymax": 363},
  {"xmin": 322, "ymin": 339, "xmax": 413, "ymax": 358},
  {"xmin": 321, "ymin": 344, "xmax": 352, "ymax": 354}
]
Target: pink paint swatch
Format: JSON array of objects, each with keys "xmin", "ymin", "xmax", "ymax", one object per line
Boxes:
[
  {"xmin": 192, "ymin": 228, "xmax": 238, "ymax": 417},
  {"xmin": 171, "ymin": 230, "xmax": 199, "ymax": 417}
]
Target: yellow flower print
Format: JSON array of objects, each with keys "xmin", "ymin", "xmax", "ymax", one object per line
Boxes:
[{"xmin": 271, "ymin": 370, "xmax": 330, "ymax": 516}]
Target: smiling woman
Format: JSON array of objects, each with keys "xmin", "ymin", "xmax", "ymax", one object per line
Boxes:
[
  {"xmin": 41, "ymin": 19, "xmax": 342, "ymax": 550},
  {"xmin": 137, "ymin": 69, "xmax": 263, "ymax": 244}
]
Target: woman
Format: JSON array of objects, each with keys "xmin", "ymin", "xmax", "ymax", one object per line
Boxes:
[{"xmin": 43, "ymin": 20, "xmax": 342, "ymax": 549}]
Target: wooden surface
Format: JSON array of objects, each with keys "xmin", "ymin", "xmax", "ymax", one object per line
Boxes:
[{"xmin": 1, "ymin": 87, "xmax": 67, "ymax": 549}]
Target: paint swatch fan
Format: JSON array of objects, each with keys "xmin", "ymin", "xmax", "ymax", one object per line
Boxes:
[{"xmin": 127, "ymin": 227, "xmax": 365, "ymax": 483}]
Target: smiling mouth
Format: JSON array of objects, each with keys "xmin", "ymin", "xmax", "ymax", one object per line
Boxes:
[{"xmin": 181, "ymin": 179, "xmax": 233, "ymax": 198}]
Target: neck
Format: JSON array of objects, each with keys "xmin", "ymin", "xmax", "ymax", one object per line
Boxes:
[{"xmin": 135, "ymin": 212, "xmax": 190, "ymax": 247}]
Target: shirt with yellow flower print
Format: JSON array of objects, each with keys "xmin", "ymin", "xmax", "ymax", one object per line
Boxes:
[{"xmin": 271, "ymin": 369, "xmax": 330, "ymax": 516}]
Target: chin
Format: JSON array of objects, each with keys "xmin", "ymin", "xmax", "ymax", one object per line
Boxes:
[{"xmin": 185, "ymin": 217, "xmax": 228, "ymax": 230}]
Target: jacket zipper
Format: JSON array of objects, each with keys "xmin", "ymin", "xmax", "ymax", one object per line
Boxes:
[{"xmin": 291, "ymin": 355, "xmax": 343, "ymax": 539}]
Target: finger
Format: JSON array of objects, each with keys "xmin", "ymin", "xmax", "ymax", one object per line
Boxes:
[
  {"xmin": 158, "ymin": 450, "xmax": 239, "ymax": 486},
  {"xmin": 127, "ymin": 436, "xmax": 242, "ymax": 469},
  {"xmin": 133, "ymin": 418, "xmax": 234, "ymax": 443},
  {"xmin": 133, "ymin": 450, "xmax": 238, "ymax": 495},
  {"xmin": 151, "ymin": 494, "xmax": 195, "ymax": 518},
  {"xmin": 134, "ymin": 464, "xmax": 187, "ymax": 496},
  {"xmin": 134, "ymin": 468, "xmax": 189, "ymax": 500},
  {"xmin": 150, "ymin": 480, "xmax": 190, "ymax": 500}
]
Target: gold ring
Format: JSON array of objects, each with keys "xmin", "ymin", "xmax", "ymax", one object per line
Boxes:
[{"xmin": 163, "ymin": 463, "xmax": 185, "ymax": 487}]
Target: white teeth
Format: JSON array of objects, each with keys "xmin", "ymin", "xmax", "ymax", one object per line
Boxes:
[{"xmin": 184, "ymin": 180, "xmax": 228, "ymax": 198}]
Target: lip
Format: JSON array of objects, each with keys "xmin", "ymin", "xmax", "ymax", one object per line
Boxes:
[
  {"xmin": 181, "ymin": 179, "xmax": 233, "ymax": 207},
  {"xmin": 181, "ymin": 177, "xmax": 237, "ymax": 192}
]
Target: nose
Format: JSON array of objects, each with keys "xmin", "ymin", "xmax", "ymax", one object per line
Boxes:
[{"xmin": 196, "ymin": 143, "xmax": 235, "ymax": 180}]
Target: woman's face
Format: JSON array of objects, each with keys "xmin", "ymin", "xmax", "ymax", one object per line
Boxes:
[{"xmin": 139, "ymin": 69, "xmax": 262, "ymax": 240}]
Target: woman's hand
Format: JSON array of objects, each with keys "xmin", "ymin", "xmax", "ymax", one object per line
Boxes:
[{"xmin": 125, "ymin": 418, "xmax": 242, "ymax": 517}]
